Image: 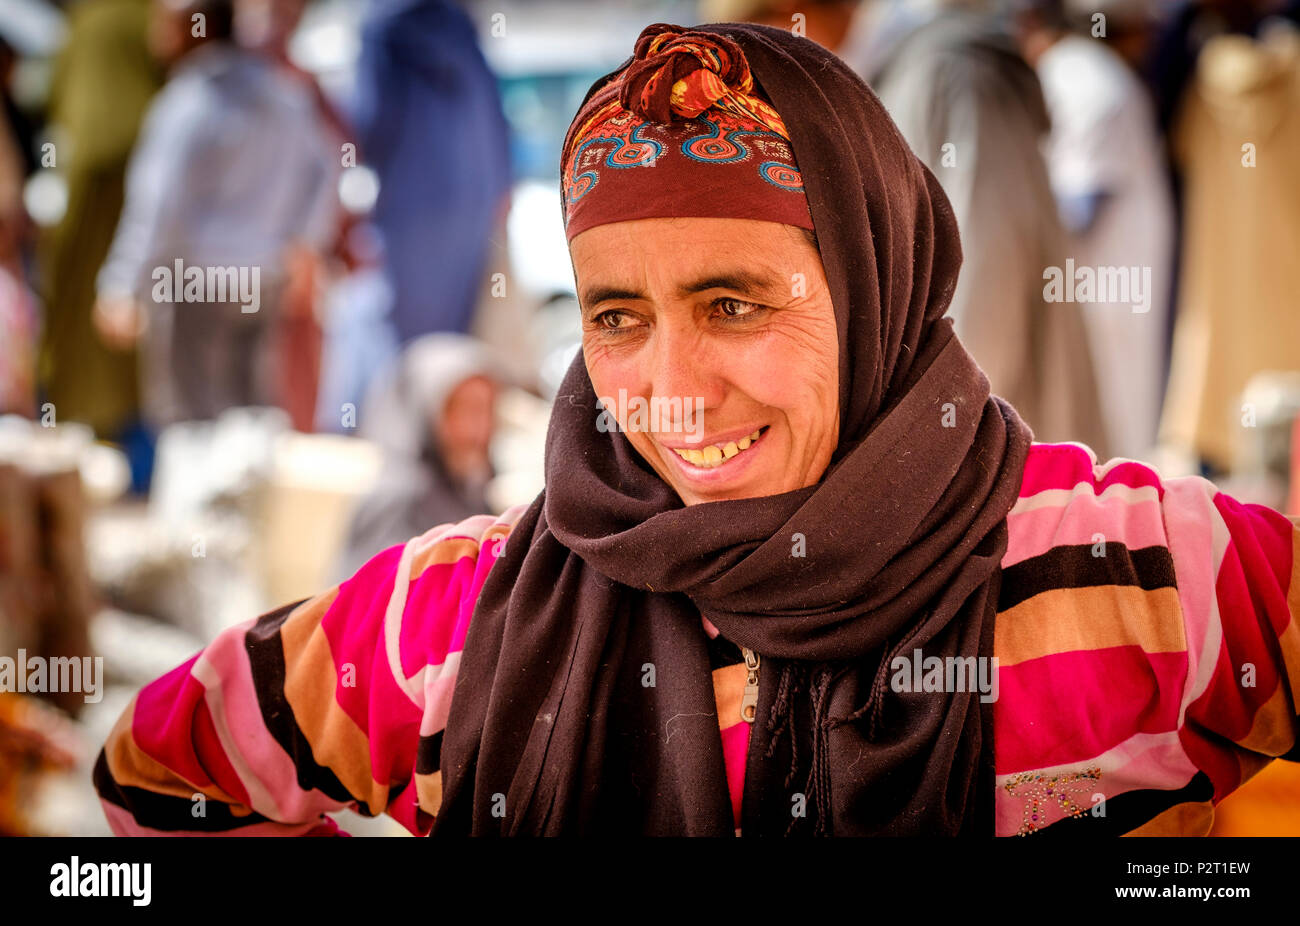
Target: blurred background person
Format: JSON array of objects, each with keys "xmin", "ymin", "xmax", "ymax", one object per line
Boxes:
[
  {"xmin": 236, "ymin": 0, "xmax": 351, "ymax": 432},
  {"xmin": 1147, "ymin": 0, "xmax": 1300, "ymax": 134},
  {"xmin": 1154, "ymin": 4, "xmax": 1300, "ymax": 477},
  {"xmin": 92, "ymin": 0, "xmax": 338, "ymax": 431},
  {"xmin": 37, "ymin": 0, "xmax": 162, "ymax": 461},
  {"xmin": 349, "ymin": 0, "xmax": 512, "ymax": 345},
  {"xmin": 1013, "ymin": 0, "xmax": 1175, "ymax": 462},
  {"xmin": 335, "ymin": 333, "xmax": 503, "ymax": 580},
  {"xmin": 708, "ymin": 0, "xmax": 1112, "ymax": 457}
]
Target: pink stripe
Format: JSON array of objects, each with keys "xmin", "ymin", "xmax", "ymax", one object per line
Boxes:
[
  {"xmin": 1160, "ymin": 476, "xmax": 1223, "ymax": 716},
  {"xmin": 719, "ymin": 722, "xmax": 749, "ymax": 829},
  {"xmin": 322, "ymin": 562, "xmax": 425, "ymax": 789},
  {"xmin": 993, "ymin": 733, "xmax": 1196, "ymax": 837},
  {"xmin": 418, "ymin": 654, "xmax": 460, "ymax": 737},
  {"xmin": 191, "ymin": 695, "xmax": 252, "ymax": 808},
  {"xmin": 1172, "ymin": 490, "xmax": 1299, "ymax": 798},
  {"xmin": 199, "ymin": 615, "xmax": 353, "ymax": 821},
  {"xmin": 994, "ymin": 731, "xmax": 1198, "ymax": 835},
  {"xmin": 1018, "ymin": 443, "xmax": 1164, "ymax": 499},
  {"xmin": 132, "ymin": 657, "xmax": 215, "ymax": 790},
  {"xmin": 1003, "ymin": 493, "xmax": 1167, "ymax": 567},
  {"xmin": 385, "ymin": 770, "xmax": 430, "ymax": 835},
  {"xmin": 1214, "ymin": 491, "xmax": 1297, "ymax": 640},
  {"xmin": 401, "ymin": 556, "xmax": 484, "ymax": 675},
  {"xmin": 995, "ymin": 647, "xmax": 1186, "ymax": 772},
  {"xmin": 100, "ymin": 800, "xmax": 331, "ymax": 837}
]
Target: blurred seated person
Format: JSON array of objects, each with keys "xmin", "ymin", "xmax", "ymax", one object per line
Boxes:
[{"xmin": 335, "ymin": 334, "xmax": 503, "ymax": 580}]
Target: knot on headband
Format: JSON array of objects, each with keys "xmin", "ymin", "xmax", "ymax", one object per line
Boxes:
[
  {"xmin": 619, "ymin": 23, "xmax": 790, "ymax": 137},
  {"xmin": 559, "ymin": 23, "xmax": 811, "ymax": 240}
]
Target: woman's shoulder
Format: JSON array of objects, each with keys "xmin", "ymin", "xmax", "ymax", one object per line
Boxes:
[
  {"xmin": 1009, "ymin": 439, "xmax": 1295, "ymax": 560},
  {"xmin": 393, "ymin": 503, "xmax": 533, "ymax": 601},
  {"xmin": 338, "ymin": 504, "xmax": 533, "ymax": 645},
  {"xmin": 1006, "ymin": 441, "xmax": 1174, "ymax": 566},
  {"xmin": 994, "ymin": 440, "xmax": 1300, "ymax": 835}
]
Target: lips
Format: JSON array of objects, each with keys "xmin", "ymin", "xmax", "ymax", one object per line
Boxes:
[{"xmin": 667, "ymin": 427, "xmax": 767, "ymax": 469}]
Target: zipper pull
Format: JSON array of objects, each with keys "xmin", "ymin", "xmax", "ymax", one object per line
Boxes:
[{"xmin": 740, "ymin": 646, "xmax": 760, "ymax": 724}]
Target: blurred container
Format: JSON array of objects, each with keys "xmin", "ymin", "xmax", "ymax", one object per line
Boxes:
[{"xmin": 259, "ymin": 431, "xmax": 382, "ymax": 605}]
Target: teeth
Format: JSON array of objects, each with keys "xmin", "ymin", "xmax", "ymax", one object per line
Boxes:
[{"xmin": 671, "ymin": 428, "xmax": 764, "ymax": 469}]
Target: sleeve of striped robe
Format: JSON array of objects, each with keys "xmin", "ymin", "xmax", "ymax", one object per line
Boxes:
[
  {"xmin": 1162, "ymin": 478, "xmax": 1300, "ymax": 827},
  {"xmin": 93, "ymin": 509, "xmax": 525, "ymax": 835},
  {"xmin": 994, "ymin": 442, "xmax": 1300, "ymax": 836}
]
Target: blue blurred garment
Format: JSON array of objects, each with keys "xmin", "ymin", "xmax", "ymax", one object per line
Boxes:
[{"xmin": 351, "ymin": 0, "xmax": 512, "ymax": 344}]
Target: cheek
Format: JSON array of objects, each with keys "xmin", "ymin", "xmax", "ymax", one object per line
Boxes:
[
  {"xmin": 582, "ymin": 338, "xmax": 633, "ymax": 400},
  {"xmin": 735, "ymin": 318, "xmax": 838, "ymax": 416}
]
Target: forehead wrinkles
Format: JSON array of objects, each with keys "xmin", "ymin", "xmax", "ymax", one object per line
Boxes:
[{"xmin": 575, "ymin": 223, "xmax": 803, "ymax": 306}]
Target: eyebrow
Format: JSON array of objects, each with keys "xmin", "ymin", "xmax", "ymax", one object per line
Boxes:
[{"xmin": 580, "ymin": 269, "xmax": 786, "ymax": 310}]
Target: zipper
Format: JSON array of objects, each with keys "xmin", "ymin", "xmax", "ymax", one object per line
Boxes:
[{"xmin": 740, "ymin": 646, "xmax": 760, "ymax": 723}]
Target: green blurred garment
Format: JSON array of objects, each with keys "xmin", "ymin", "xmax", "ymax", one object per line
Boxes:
[{"xmin": 37, "ymin": 0, "xmax": 162, "ymax": 436}]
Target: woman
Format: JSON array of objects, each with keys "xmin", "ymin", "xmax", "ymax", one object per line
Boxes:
[
  {"xmin": 94, "ymin": 23, "xmax": 1300, "ymax": 837},
  {"xmin": 334, "ymin": 334, "xmax": 502, "ymax": 582}
]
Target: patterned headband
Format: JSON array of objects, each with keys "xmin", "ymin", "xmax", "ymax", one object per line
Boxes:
[{"xmin": 561, "ymin": 23, "xmax": 814, "ymax": 241}]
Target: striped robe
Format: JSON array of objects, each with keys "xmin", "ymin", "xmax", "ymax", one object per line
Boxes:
[{"xmin": 93, "ymin": 441, "xmax": 1300, "ymax": 836}]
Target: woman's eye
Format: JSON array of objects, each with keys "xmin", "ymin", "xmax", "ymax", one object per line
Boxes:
[
  {"xmin": 716, "ymin": 298, "xmax": 763, "ymax": 320},
  {"xmin": 594, "ymin": 310, "xmax": 629, "ymax": 329}
]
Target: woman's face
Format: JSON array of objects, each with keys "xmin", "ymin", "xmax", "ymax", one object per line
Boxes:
[
  {"xmin": 571, "ymin": 216, "xmax": 840, "ymax": 506},
  {"xmin": 436, "ymin": 375, "xmax": 497, "ymax": 465}
]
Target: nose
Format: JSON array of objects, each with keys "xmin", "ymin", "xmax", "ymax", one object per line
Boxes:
[{"xmin": 642, "ymin": 319, "xmax": 724, "ymax": 433}]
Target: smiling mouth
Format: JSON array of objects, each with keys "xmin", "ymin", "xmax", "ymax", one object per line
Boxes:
[{"xmin": 668, "ymin": 426, "xmax": 769, "ymax": 469}]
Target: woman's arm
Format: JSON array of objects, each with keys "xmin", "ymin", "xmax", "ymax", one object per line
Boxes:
[
  {"xmin": 1163, "ymin": 476, "xmax": 1300, "ymax": 808},
  {"xmin": 94, "ymin": 509, "xmax": 524, "ymax": 835}
]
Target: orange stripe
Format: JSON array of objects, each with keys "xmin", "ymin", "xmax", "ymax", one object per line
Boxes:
[
  {"xmin": 410, "ymin": 536, "xmax": 482, "ymax": 580},
  {"xmin": 1239, "ymin": 683, "xmax": 1299, "ymax": 756},
  {"xmin": 280, "ymin": 598, "xmax": 389, "ymax": 813},
  {"xmin": 995, "ymin": 585, "xmax": 1186, "ymax": 668},
  {"xmin": 415, "ymin": 770, "xmax": 443, "ymax": 818},
  {"xmin": 713, "ymin": 662, "xmax": 746, "ymax": 731},
  {"xmin": 409, "ymin": 524, "xmax": 515, "ymax": 582},
  {"xmin": 105, "ymin": 696, "xmax": 242, "ymax": 808}
]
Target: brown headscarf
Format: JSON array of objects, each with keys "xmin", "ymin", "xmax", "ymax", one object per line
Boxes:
[{"xmin": 433, "ymin": 22, "xmax": 1033, "ymax": 836}]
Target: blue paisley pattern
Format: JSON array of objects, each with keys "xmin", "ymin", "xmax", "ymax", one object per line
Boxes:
[{"xmin": 566, "ymin": 115, "xmax": 803, "ymax": 206}]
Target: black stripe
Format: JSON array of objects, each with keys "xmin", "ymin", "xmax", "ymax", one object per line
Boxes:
[
  {"xmin": 999, "ymin": 543, "xmax": 1177, "ymax": 612},
  {"xmin": 94, "ymin": 749, "xmax": 279, "ymax": 833},
  {"xmin": 416, "ymin": 730, "xmax": 444, "ymax": 776},
  {"xmin": 706, "ymin": 631, "xmax": 744, "ymax": 670},
  {"xmin": 244, "ymin": 599, "xmax": 372, "ymax": 814},
  {"xmin": 1026, "ymin": 770, "xmax": 1216, "ymax": 837}
]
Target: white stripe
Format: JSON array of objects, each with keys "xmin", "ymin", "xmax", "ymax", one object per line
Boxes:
[
  {"xmin": 192, "ymin": 652, "xmax": 286, "ymax": 821},
  {"xmin": 384, "ymin": 539, "xmax": 426, "ymax": 708},
  {"xmin": 1010, "ymin": 481, "xmax": 1161, "ymax": 516}
]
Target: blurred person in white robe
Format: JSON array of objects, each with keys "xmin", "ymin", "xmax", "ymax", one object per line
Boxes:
[{"xmin": 1014, "ymin": 0, "xmax": 1176, "ymax": 462}]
